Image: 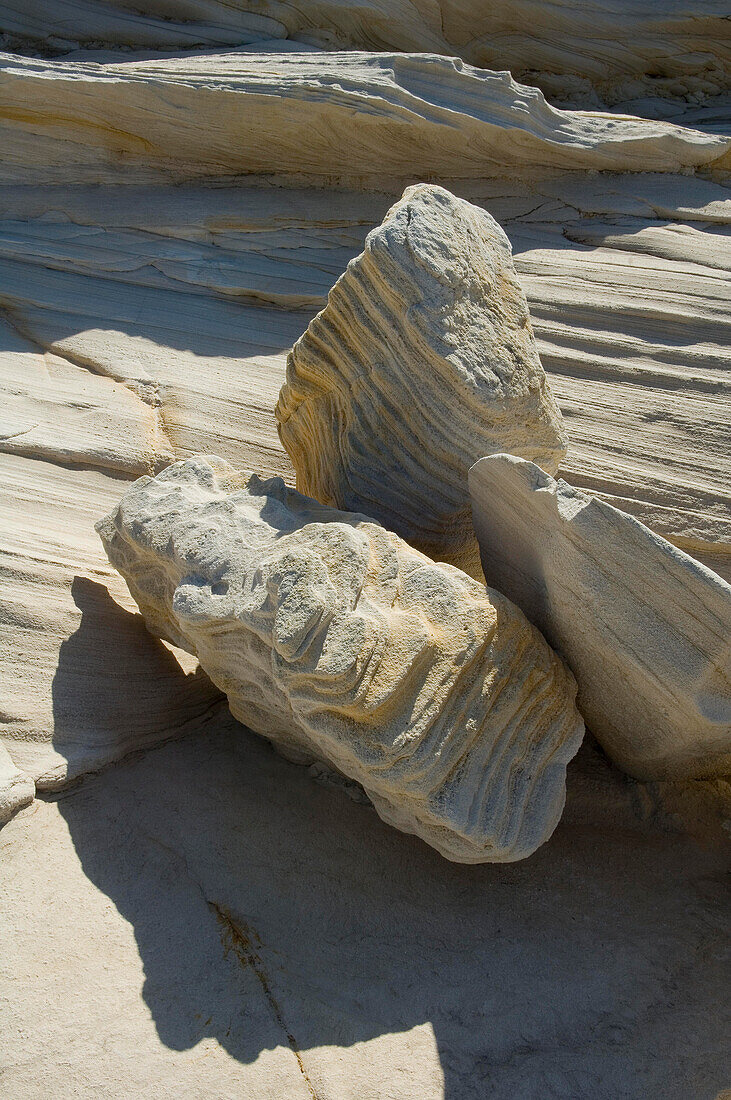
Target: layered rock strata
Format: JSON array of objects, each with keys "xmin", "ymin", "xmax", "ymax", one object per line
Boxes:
[
  {"xmin": 97, "ymin": 455, "xmax": 584, "ymax": 862},
  {"xmin": 2, "ymin": 52, "xmax": 729, "ymax": 189},
  {"xmin": 5, "ymin": 4, "xmax": 729, "ymax": 109},
  {"xmin": 0, "ymin": 742, "xmax": 34, "ymax": 824},
  {"xmin": 469, "ymin": 454, "xmax": 731, "ymax": 780},
  {"xmin": 277, "ymin": 184, "xmax": 567, "ymax": 577}
]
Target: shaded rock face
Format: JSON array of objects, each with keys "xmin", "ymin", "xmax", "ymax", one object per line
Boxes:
[
  {"xmin": 277, "ymin": 184, "xmax": 567, "ymax": 577},
  {"xmin": 469, "ymin": 454, "xmax": 731, "ymax": 780},
  {"xmin": 0, "ymin": 454, "xmax": 223, "ymax": 797},
  {"xmin": 97, "ymin": 455, "xmax": 584, "ymax": 863}
]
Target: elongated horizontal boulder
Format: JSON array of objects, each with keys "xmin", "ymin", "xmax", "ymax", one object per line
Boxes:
[
  {"xmin": 276, "ymin": 184, "xmax": 567, "ymax": 577},
  {"xmin": 469, "ymin": 454, "xmax": 731, "ymax": 780},
  {"xmin": 97, "ymin": 456, "xmax": 584, "ymax": 862}
]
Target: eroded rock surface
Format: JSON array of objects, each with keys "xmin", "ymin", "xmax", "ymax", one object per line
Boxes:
[
  {"xmin": 469, "ymin": 454, "xmax": 731, "ymax": 780},
  {"xmin": 5, "ymin": 3, "xmax": 730, "ymax": 110},
  {"xmin": 2, "ymin": 51, "xmax": 728, "ymax": 188},
  {"xmin": 0, "ymin": 743, "xmax": 34, "ymax": 824},
  {"xmin": 0, "ymin": 454, "xmax": 222, "ymax": 792},
  {"xmin": 277, "ymin": 184, "xmax": 567, "ymax": 577},
  {"xmin": 1, "ymin": 176, "xmax": 728, "ymax": 579},
  {"xmin": 1, "ymin": 14, "xmax": 730, "ymax": 1094},
  {"xmin": 97, "ymin": 455, "xmax": 584, "ymax": 862}
]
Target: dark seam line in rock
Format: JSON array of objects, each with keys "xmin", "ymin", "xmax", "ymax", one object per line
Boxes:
[{"xmin": 210, "ymin": 901, "xmax": 320, "ymax": 1100}]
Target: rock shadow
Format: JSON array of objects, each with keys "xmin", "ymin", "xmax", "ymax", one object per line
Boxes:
[
  {"xmin": 49, "ymin": 576, "xmax": 220, "ymax": 786},
  {"xmin": 55, "ymin": 704, "xmax": 729, "ymax": 1099}
]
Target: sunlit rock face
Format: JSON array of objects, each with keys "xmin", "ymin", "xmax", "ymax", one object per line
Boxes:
[
  {"xmin": 6, "ymin": 3, "xmax": 730, "ymax": 110},
  {"xmin": 0, "ymin": 743, "xmax": 34, "ymax": 824},
  {"xmin": 2, "ymin": 53, "xmax": 728, "ymax": 189},
  {"xmin": 470, "ymin": 454, "xmax": 731, "ymax": 781},
  {"xmin": 276, "ymin": 184, "xmax": 567, "ymax": 578},
  {"xmin": 97, "ymin": 455, "xmax": 584, "ymax": 863}
]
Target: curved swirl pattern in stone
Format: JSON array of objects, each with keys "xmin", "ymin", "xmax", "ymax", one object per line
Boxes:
[
  {"xmin": 276, "ymin": 184, "xmax": 567, "ymax": 576},
  {"xmin": 97, "ymin": 455, "xmax": 584, "ymax": 862}
]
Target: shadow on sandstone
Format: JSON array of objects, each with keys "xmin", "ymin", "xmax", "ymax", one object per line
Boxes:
[
  {"xmin": 49, "ymin": 576, "xmax": 220, "ymax": 787},
  {"xmin": 53, "ymin": 586, "xmax": 728, "ymax": 1099}
]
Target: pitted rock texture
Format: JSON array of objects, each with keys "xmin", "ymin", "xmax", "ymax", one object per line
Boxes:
[
  {"xmin": 97, "ymin": 455, "xmax": 584, "ymax": 863},
  {"xmin": 469, "ymin": 454, "xmax": 731, "ymax": 780},
  {"xmin": 276, "ymin": 185, "xmax": 567, "ymax": 577}
]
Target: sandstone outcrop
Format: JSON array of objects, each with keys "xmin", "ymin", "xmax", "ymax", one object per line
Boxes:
[
  {"xmin": 1, "ymin": 174, "xmax": 728, "ymax": 582},
  {"xmin": 469, "ymin": 454, "xmax": 731, "ymax": 780},
  {"xmin": 276, "ymin": 184, "xmax": 567, "ymax": 577},
  {"xmin": 0, "ymin": 454, "xmax": 223, "ymax": 793},
  {"xmin": 2, "ymin": 52, "xmax": 729, "ymax": 189},
  {"xmin": 97, "ymin": 455, "xmax": 584, "ymax": 863},
  {"xmin": 6, "ymin": 3, "xmax": 729, "ymax": 110},
  {"xmin": 2, "ymin": 9, "xmax": 731, "ymax": 1095}
]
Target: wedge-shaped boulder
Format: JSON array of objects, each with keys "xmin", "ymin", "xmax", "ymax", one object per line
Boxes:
[
  {"xmin": 97, "ymin": 456, "xmax": 583, "ymax": 862},
  {"xmin": 469, "ymin": 454, "xmax": 731, "ymax": 780},
  {"xmin": 276, "ymin": 184, "xmax": 567, "ymax": 578}
]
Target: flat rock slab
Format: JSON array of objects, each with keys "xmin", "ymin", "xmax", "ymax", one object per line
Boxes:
[
  {"xmin": 2, "ymin": 719, "xmax": 729, "ymax": 1100},
  {"xmin": 469, "ymin": 454, "xmax": 731, "ymax": 779},
  {"xmin": 5, "ymin": 4, "xmax": 730, "ymax": 111},
  {"xmin": 98, "ymin": 455, "xmax": 583, "ymax": 863},
  {"xmin": 277, "ymin": 184, "xmax": 566, "ymax": 576}
]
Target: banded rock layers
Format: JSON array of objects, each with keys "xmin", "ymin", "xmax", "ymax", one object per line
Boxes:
[
  {"xmin": 6, "ymin": 6, "xmax": 730, "ymax": 109},
  {"xmin": 277, "ymin": 184, "xmax": 567, "ymax": 577},
  {"xmin": 469, "ymin": 454, "xmax": 731, "ymax": 780},
  {"xmin": 3, "ymin": 52, "xmax": 728, "ymax": 188},
  {"xmin": 97, "ymin": 456, "xmax": 584, "ymax": 862}
]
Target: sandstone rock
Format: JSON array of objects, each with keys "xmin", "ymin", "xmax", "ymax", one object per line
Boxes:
[
  {"xmin": 2, "ymin": 52, "xmax": 728, "ymax": 189},
  {"xmin": 6, "ymin": 4, "xmax": 730, "ymax": 110},
  {"xmin": 2, "ymin": 176, "xmax": 729, "ymax": 581},
  {"xmin": 97, "ymin": 455, "xmax": 584, "ymax": 863},
  {"xmin": 0, "ymin": 743, "xmax": 34, "ymax": 824},
  {"xmin": 0, "ymin": 316, "xmax": 173, "ymax": 476},
  {"xmin": 0, "ymin": 454, "xmax": 222, "ymax": 795},
  {"xmin": 469, "ymin": 454, "xmax": 731, "ymax": 780},
  {"xmin": 276, "ymin": 184, "xmax": 567, "ymax": 577}
]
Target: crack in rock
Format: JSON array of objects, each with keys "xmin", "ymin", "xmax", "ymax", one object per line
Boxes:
[{"xmin": 209, "ymin": 901, "xmax": 320, "ymax": 1100}]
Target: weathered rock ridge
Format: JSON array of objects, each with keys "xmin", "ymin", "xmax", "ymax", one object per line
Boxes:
[
  {"xmin": 277, "ymin": 184, "xmax": 566, "ymax": 577},
  {"xmin": 470, "ymin": 454, "xmax": 731, "ymax": 780},
  {"xmin": 98, "ymin": 455, "xmax": 584, "ymax": 863},
  {"xmin": 2, "ymin": 51, "xmax": 728, "ymax": 189},
  {"xmin": 4, "ymin": 2, "xmax": 729, "ymax": 109}
]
